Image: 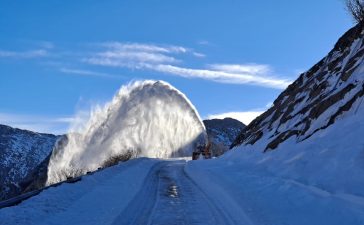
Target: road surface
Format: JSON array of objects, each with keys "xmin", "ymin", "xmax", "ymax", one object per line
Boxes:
[
  {"xmin": 112, "ymin": 160, "xmax": 243, "ymax": 225},
  {"xmin": 0, "ymin": 159, "xmax": 251, "ymax": 225},
  {"xmin": 2, "ymin": 158, "xmax": 363, "ymax": 225}
]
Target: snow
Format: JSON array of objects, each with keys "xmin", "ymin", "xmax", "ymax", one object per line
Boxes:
[
  {"xmin": 184, "ymin": 92, "xmax": 364, "ymax": 225},
  {"xmin": 0, "ymin": 159, "xmax": 253, "ymax": 225},
  {"xmin": 0, "ymin": 125, "xmax": 57, "ymax": 200},
  {"xmin": 188, "ymin": 160, "xmax": 364, "ymax": 225},
  {"xmin": 1, "ymin": 132, "xmax": 55, "ymax": 178},
  {"xmin": 0, "ymin": 158, "xmax": 160, "ymax": 225},
  {"xmin": 235, "ymin": 26, "xmax": 364, "ymax": 152},
  {"xmin": 47, "ymin": 80, "xmax": 207, "ymax": 185}
]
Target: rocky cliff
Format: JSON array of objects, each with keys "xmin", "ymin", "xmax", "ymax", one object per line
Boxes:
[
  {"xmin": 0, "ymin": 125, "xmax": 58, "ymax": 200},
  {"xmin": 232, "ymin": 22, "xmax": 364, "ymax": 151}
]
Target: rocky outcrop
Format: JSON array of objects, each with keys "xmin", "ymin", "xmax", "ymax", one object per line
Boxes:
[
  {"xmin": 203, "ymin": 118, "xmax": 245, "ymax": 156},
  {"xmin": 0, "ymin": 125, "xmax": 58, "ymax": 201},
  {"xmin": 232, "ymin": 22, "xmax": 364, "ymax": 151}
]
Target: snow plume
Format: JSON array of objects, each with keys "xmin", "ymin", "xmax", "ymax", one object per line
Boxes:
[{"xmin": 46, "ymin": 80, "xmax": 207, "ymax": 184}]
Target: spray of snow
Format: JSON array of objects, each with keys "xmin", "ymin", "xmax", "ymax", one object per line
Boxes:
[{"xmin": 46, "ymin": 80, "xmax": 207, "ymax": 184}]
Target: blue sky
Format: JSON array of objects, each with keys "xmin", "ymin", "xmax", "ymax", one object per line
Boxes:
[{"xmin": 0, "ymin": 0, "xmax": 353, "ymax": 134}]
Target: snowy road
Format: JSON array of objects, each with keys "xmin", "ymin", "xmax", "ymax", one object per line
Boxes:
[
  {"xmin": 2, "ymin": 157, "xmax": 364, "ymax": 225},
  {"xmin": 0, "ymin": 159, "xmax": 250, "ymax": 225},
  {"xmin": 113, "ymin": 160, "xmax": 244, "ymax": 225}
]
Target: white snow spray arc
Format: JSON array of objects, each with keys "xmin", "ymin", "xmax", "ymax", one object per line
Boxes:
[{"xmin": 46, "ymin": 80, "xmax": 207, "ymax": 185}]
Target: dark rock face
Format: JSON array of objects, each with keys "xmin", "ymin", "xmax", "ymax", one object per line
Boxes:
[
  {"xmin": 232, "ymin": 22, "xmax": 364, "ymax": 151},
  {"xmin": 203, "ymin": 118, "xmax": 245, "ymax": 156},
  {"xmin": 0, "ymin": 125, "xmax": 58, "ymax": 201},
  {"xmin": 20, "ymin": 135, "xmax": 69, "ymax": 194}
]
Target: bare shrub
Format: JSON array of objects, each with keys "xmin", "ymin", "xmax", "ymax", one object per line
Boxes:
[
  {"xmin": 346, "ymin": 0, "xmax": 364, "ymax": 23},
  {"xmin": 101, "ymin": 150, "xmax": 134, "ymax": 168}
]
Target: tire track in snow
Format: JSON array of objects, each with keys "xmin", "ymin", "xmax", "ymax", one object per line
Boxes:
[{"xmin": 114, "ymin": 160, "xmax": 242, "ymax": 225}]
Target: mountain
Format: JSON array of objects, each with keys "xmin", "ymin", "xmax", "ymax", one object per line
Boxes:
[
  {"xmin": 203, "ymin": 118, "xmax": 245, "ymax": 156},
  {"xmin": 0, "ymin": 125, "xmax": 58, "ymax": 201},
  {"xmin": 232, "ymin": 22, "xmax": 364, "ymax": 151},
  {"xmin": 188, "ymin": 22, "xmax": 364, "ymax": 224}
]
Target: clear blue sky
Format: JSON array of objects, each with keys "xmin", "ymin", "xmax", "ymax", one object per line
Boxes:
[{"xmin": 0, "ymin": 0, "xmax": 353, "ymax": 134}]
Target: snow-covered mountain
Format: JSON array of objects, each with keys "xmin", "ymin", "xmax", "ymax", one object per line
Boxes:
[
  {"xmin": 0, "ymin": 125, "xmax": 58, "ymax": 201},
  {"xmin": 232, "ymin": 22, "xmax": 364, "ymax": 151},
  {"xmin": 2, "ymin": 23, "xmax": 364, "ymax": 225},
  {"xmin": 187, "ymin": 22, "xmax": 364, "ymax": 224},
  {"xmin": 203, "ymin": 118, "xmax": 245, "ymax": 156}
]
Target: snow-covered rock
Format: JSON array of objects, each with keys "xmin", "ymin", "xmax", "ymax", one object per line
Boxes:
[
  {"xmin": 215, "ymin": 21, "xmax": 364, "ymax": 206},
  {"xmin": 232, "ymin": 22, "xmax": 364, "ymax": 151},
  {"xmin": 203, "ymin": 118, "xmax": 245, "ymax": 156},
  {"xmin": 0, "ymin": 124, "xmax": 58, "ymax": 201},
  {"xmin": 185, "ymin": 22, "xmax": 364, "ymax": 225}
]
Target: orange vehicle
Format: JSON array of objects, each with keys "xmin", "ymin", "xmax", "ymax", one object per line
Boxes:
[{"xmin": 192, "ymin": 143, "xmax": 211, "ymax": 160}]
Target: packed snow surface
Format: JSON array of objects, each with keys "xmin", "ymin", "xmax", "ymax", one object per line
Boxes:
[
  {"xmin": 186, "ymin": 92, "xmax": 364, "ymax": 225},
  {"xmin": 0, "ymin": 159, "xmax": 252, "ymax": 225},
  {"xmin": 2, "ymin": 143, "xmax": 364, "ymax": 225},
  {"xmin": 0, "ymin": 158, "xmax": 159, "ymax": 225},
  {"xmin": 46, "ymin": 80, "xmax": 207, "ymax": 185}
]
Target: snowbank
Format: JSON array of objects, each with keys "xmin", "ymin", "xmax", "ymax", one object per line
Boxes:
[
  {"xmin": 0, "ymin": 158, "xmax": 160, "ymax": 225},
  {"xmin": 186, "ymin": 96, "xmax": 364, "ymax": 225}
]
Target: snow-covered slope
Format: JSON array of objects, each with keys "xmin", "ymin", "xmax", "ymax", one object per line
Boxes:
[
  {"xmin": 0, "ymin": 125, "xmax": 57, "ymax": 201},
  {"xmin": 0, "ymin": 158, "xmax": 160, "ymax": 225},
  {"xmin": 203, "ymin": 118, "xmax": 245, "ymax": 156},
  {"xmin": 184, "ymin": 22, "xmax": 364, "ymax": 225},
  {"xmin": 232, "ymin": 22, "xmax": 364, "ymax": 151},
  {"xmin": 188, "ymin": 95, "xmax": 364, "ymax": 224}
]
